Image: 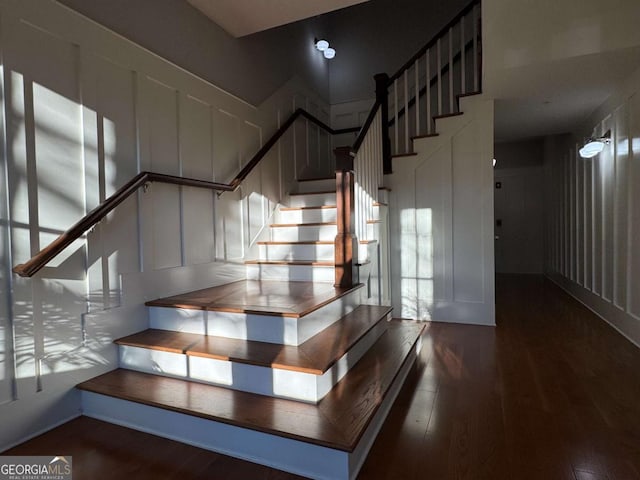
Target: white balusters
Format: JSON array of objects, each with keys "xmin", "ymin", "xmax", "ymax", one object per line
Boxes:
[
  {"xmin": 403, "ymin": 70, "xmax": 409, "ymax": 151},
  {"xmin": 437, "ymin": 37, "xmax": 442, "ymax": 116},
  {"xmin": 426, "ymin": 48, "xmax": 432, "ymax": 134},
  {"xmin": 380, "ymin": 1, "xmax": 480, "ymax": 155},
  {"xmin": 473, "ymin": 4, "xmax": 479, "ymax": 92},
  {"xmin": 393, "ymin": 78, "xmax": 399, "ymax": 154},
  {"xmin": 448, "ymin": 26, "xmax": 454, "ymax": 113},
  {"xmin": 415, "ymin": 58, "xmax": 420, "ymax": 136},
  {"xmin": 353, "ymin": 108, "xmax": 383, "ymax": 242}
]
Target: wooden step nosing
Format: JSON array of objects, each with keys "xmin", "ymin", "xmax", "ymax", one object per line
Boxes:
[
  {"xmin": 258, "ymin": 240, "xmax": 375, "ymax": 245},
  {"xmin": 289, "ymin": 190, "xmax": 336, "ymax": 197},
  {"xmin": 297, "ymin": 176, "xmax": 335, "ymax": 182},
  {"xmin": 433, "ymin": 112, "xmax": 464, "ymax": 120},
  {"xmin": 411, "ymin": 133, "xmax": 440, "ymax": 140},
  {"xmin": 279, "ymin": 205, "xmax": 337, "ymax": 211},
  {"xmin": 245, "ymin": 260, "xmax": 334, "ymax": 267},
  {"xmin": 457, "ymin": 90, "xmax": 482, "ymax": 99},
  {"xmin": 391, "ymin": 152, "xmax": 417, "ymax": 158},
  {"xmin": 270, "ymin": 222, "xmax": 337, "ymax": 228}
]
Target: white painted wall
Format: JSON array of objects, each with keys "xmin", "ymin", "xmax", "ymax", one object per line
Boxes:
[
  {"xmin": 494, "ymin": 139, "xmax": 545, "ymax": 274},
  {"xmin": 386, "ymin": 95, "xmax": 495, "ymax": 325},
  {"xmin": 544, "ymin": 64, "xmax": 640, "ymax": 347},
  {"xmin": 0, "ymin": 0, "xmax": 330, "ymax": 450}
]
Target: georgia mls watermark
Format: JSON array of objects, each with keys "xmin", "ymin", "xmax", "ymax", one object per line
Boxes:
[{"xmin": 0, "ymin": 456, "xmax": 72, "ymax": 480}]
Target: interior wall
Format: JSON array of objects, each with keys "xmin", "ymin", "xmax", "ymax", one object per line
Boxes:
[
  {"xmin": 325, "ymin": 0, "xmax": 469, "ymax": 104},
  {"xmin": 494, "ymin": 139, "xmax": 545, "ymax": 274},
  {"xmin": 0, "ymin": 0, "xmax": 329, "ymax": 450},
  {"xmin": 543, "ymin": 65, "xmax": 640, "ymax": 346},
  {"xmin": 387, "ymin": 94, "xmax": 495, "ymax": 325},
  {"xmin": 56, "ymin": 0, "xmax": 331, "ymax": 105}
]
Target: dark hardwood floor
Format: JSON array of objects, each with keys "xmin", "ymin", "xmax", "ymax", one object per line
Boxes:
[{"xmin": 6, "ymin": 275, "xmax": 640, "ymax": 479}]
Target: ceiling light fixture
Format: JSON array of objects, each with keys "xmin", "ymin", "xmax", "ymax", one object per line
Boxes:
[
  {"xmin": 579, "ymin": 130, "xmax": 611, "ymax": 159},
  {"xmin": 314, "ymin": 38, "xmax": 335, "ymax": 59},
  {"xmin": 315, "ymin": 39, "xmax": 329, "ymax": 51},
  {"xmin": 323, "ymin": 47, "xmax": 336, "ymax": 59}
]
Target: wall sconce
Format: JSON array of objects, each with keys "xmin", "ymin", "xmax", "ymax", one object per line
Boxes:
[
  {"xmin": 579, "ymin": 130, "xmax": 611, "ymax": 158},
  {"xmin": 315, "ymin": 38, "xmax": 336, "ymax": 59}
]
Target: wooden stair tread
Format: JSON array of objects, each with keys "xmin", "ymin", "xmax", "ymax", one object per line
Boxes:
[
  {"xmin": 297, "ymin": 176, "xmax": 335, "ymax": 182},
  {"xmin": 433, "ymin": 111, "xmax": 464, "ymax": 120},
  {"xmin": 117, "ymin": 305, "xmax": 392, "ymax": 375},
  {"xmin": 279, "ymin": 205, "xmax": 337, "ymax": 211},
  {"xmin": 145, "ymin": 280, "xmax": 363, "ymax": 318},
  {"xmin": 270, "ymin": 222, "xmax": 336, "ymax": 228},
  {"xmin": 391, "ymin": 152, "xmax": 417, "ymax": 158},
  {"xmin": 245, "ymin": 260, "xmax": 334, "ymax": 266},
  {"xmin": 289, "ymin": 190, "xmax": 335, "ymax": 196},
  {"xmin": 457, "ymin": 90, "xmax": 481, "ymax": 99},
  {"xmin": 412, "ymin": 133, "xmax": 439, "ymax": 140},
  {"xmin": 257, "ymin": 240, "xmax": 376, "ymax": 245},
  {"xmin": 77, "ymin": 320, "xmax": 424, "ymax": 451}
]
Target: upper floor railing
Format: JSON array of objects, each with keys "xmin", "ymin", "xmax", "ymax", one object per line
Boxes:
[
  {"xmin": 386, "ymin": 0, "xmax": 481, "ymax": 157},
  {"xmin": 351, "ymin": 0, "xmax": 481, "ymax": 174}
]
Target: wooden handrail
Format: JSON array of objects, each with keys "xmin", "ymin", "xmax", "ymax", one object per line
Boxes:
[
  {"xmin": 352, "ymin": 100, "xmax": 381, "ymax": 153},
  {"xmin": 227, "ymin": 108, "xmax": 358, "ymax": 190},
  {"xmin": 13, "ymin": 172, "xmax": 233, "ymax": 277},
  {"xmin": 387, "ymin": 0, "xmax": 480, "ymax": 84},
  {"xmin": 14, "ymin": 108, "xmax": 358, "ymax": 278}
]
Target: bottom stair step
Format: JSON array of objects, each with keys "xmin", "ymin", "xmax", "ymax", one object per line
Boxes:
[{"xmin": 77, "ymin": 320, "xmax": 425, "ymax": 480}]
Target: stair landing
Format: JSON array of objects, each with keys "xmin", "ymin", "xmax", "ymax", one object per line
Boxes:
[{"xmin": 146, "ymin": 279, "xmax": 359, "ymax": 318}]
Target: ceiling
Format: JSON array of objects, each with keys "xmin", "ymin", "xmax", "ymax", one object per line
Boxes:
[
  {"xmin": 186, "ymin": 0, "xmax": 369, "ymax": 37},
  {"xmin": 483, "ymin": 0, "xmax": 640, "ymax": 142}
]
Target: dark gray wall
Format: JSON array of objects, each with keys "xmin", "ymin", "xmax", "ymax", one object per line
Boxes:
[
  {"xmin": 325, "ymin": 0, "xmax": 469, "ymax": 103},
  {"xmin": 495, "ymin": 138, "xmax": 544, "ymax": 169},
  {"xmin": 57, "ymin": 0, "xmax": 331, "ymax": 105},
  {"xmin": 58, "ymin": 0, "xmax": 472, "ymax": 106},
  {"xmin": 494, "ymin": 138, "xmax": 545, "ymax": 274}
]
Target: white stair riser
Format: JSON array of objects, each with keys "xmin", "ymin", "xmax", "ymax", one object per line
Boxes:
[
  {"xmin": 258, "ymin": 243, "xmax": 372, "ymax": 262},
  {"xmin": 288, "ymin": 192, "xmax": 337, "ymax": 208},
  {"xmin": 81, "ymin": 337, "xmax": 420, "ymax": 480},
  {"xmin": 118, "ymin": 319, "xmax": 387, "ymax": 403},
  {"xmin": 81, "ymin": 391, "xmax": 350, "ymax": 480},
  {"xmin": 296, "ymin": 178, "xmax": 336, "ymax": 193},
  {"xmin": 366, "ymin": 223, "xmax": 379, "ymax": 241},
  {"xmin": 149, "ymin": 286, "xmax": 364, "ymax": 346},
  {"xmin": 271, "ymin": 224, "xmax": 337, "ymax": 242},
  {"xmin": 247, "ymin": 264, "xmax": 335, "ymax": 283},
  {"xmin": 371, "ymin": 205, "xmax": 381, "ymax": 221},
  {"xmin": 259, "ymin": 243, "xmax": 335, "ymax": 262},
  {"xmin": 277, "ymin": 208, "xmax": 337, "ymax": 224}
]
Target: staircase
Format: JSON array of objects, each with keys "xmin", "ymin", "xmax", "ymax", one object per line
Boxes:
[
  {"xmin": 5, "ymin": 1, "xmax": 483, "ymax": 477},
  {"xmin": 77, "ymin": 177, "xmax": 423, "ymax": 480}
]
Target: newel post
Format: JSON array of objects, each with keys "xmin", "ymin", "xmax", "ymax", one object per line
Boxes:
[
  {"xmin": 334, "ymin": 146, "xmax": 359, "ymax": 288},
  {"xmin": 374, "ymin": 72, "xmax": 392, "ymax": 174}
]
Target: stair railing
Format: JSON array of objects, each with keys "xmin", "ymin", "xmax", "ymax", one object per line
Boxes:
[
  {"xmin": 14, "ymin": 108, "xmax": 359, "ymax": 278},
  {"xmin": 333, "ymin": 0, "xmax": 481, "ymax": 288},
  {"xmin": 386, "ymin": 0, "xmax": 481, "ymax": 156}
]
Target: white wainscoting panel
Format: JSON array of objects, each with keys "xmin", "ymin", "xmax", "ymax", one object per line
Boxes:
[{"xmin": 0, "ymin": 0, "xmax": 330, "ymax": 450}]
